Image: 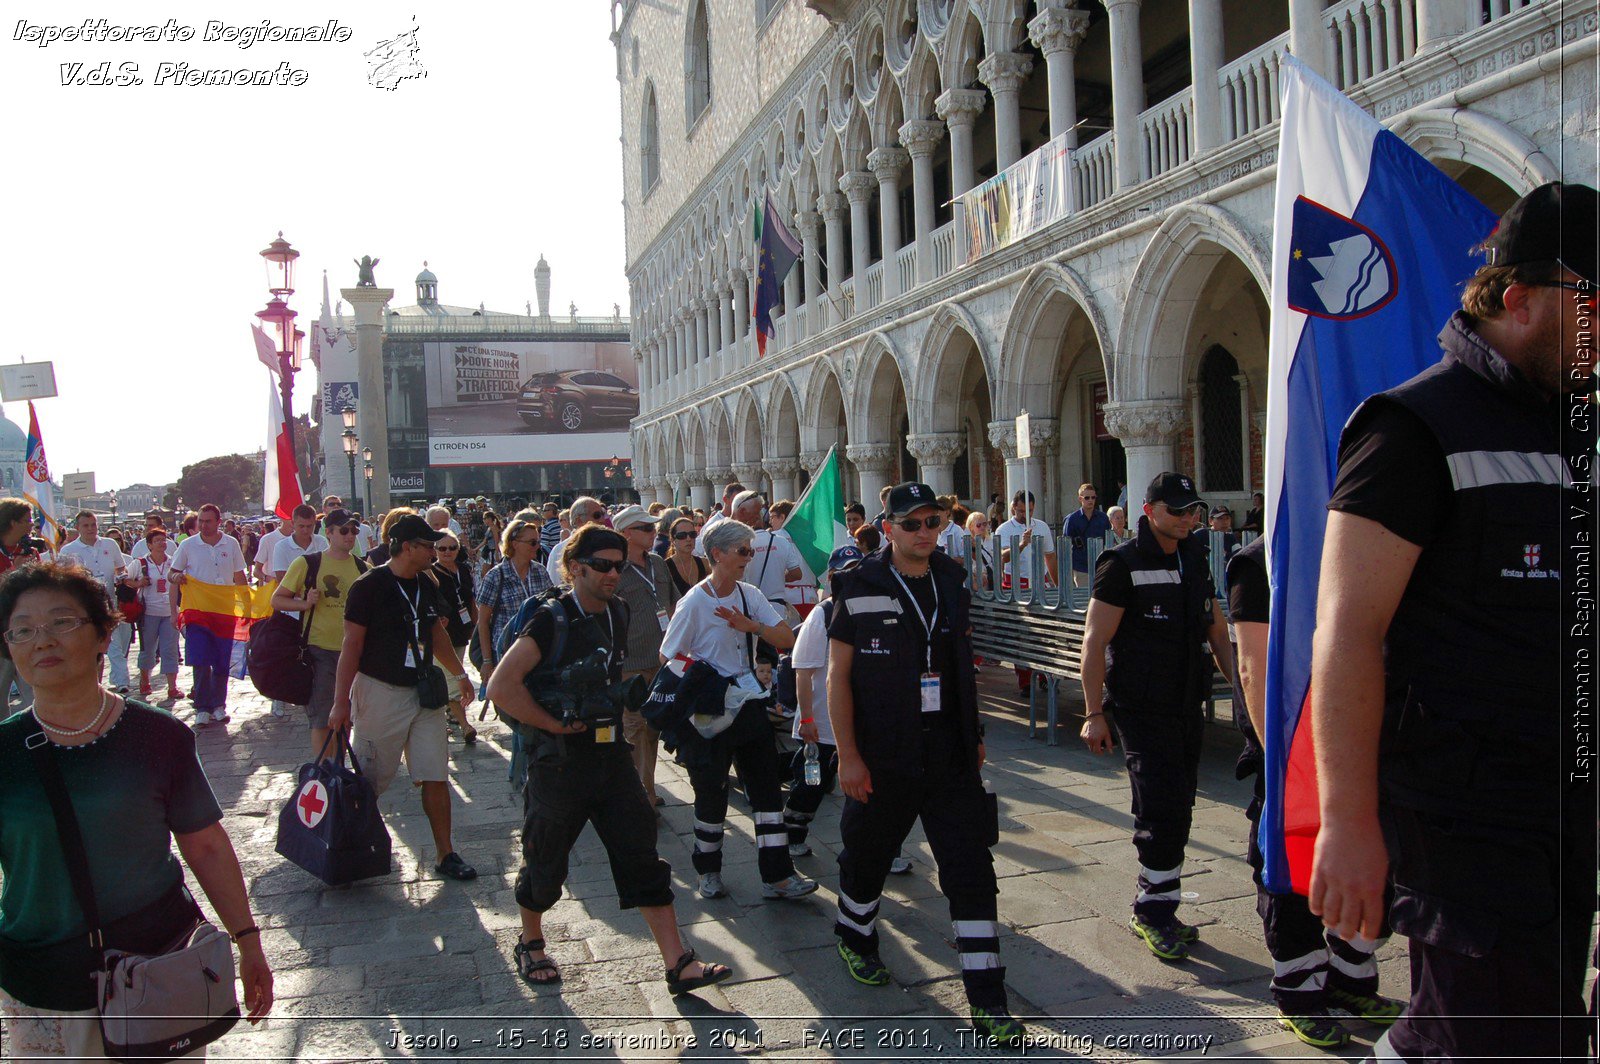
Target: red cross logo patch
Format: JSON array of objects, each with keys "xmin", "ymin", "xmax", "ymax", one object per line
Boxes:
[
  {"xmin": 296, "ymin": 779, "xmax": 329, "ymax": 829},
  {"xmin": 1524, "ymin": 544, "xmax": 1541, "ymax": 568}
]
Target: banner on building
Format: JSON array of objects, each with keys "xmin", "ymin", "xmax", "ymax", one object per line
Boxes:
[
  {"xmin": 390, "ymin": 471, "xmax": 426, "ymax": 492},
  {"xmin": 959, "ymin": 131, "xmax": 1075, "ymax": 263},
  {"xmin": 451, "ymin": 347, "xmax": 523, "ymax": 403},
  {"xmin": 322, "ymin": 381, "xmax": 359, "ymax": 415}
]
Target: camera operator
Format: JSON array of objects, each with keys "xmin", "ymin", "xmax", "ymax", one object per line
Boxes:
[{"xmin": 487, "ymin": 524, "xmax": 734, "ymax": 994}]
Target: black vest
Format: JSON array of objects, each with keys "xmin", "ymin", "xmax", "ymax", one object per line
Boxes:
[
  {"xmin": 1103, "ymin": 518, "xmax": 1214, "ymax": 715},
  {"xmin": 1361, "ymin": 313, "xmax": 1571, "ymax": 824}
]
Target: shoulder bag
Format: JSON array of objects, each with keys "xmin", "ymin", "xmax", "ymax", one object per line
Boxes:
[
  {"xmin": 398, "ymin": 574, "xmax": 449, "ymax": 710},
  {"xmin": 26, "ymin": 726, "xmax": 240, "ymax": 1062},
  {"xmin": 246, "ymin": 552, "xmax": 322, "ymax": 705}
]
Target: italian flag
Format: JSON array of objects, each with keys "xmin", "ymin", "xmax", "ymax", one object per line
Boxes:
[{"xmin": 785, "ymin": 445, "xmax": 850, "ymax": 582}]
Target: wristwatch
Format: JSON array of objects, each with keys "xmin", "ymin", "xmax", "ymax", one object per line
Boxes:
[{"xmin": 451, "ymin": 673, "xmax": 467, "ymax": 682}]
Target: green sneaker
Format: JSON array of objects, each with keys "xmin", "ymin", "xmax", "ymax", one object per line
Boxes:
[
  {"xmin": 1278, "ymin": 1009, "xmax": 1351, "ymax": 1049},
  {"xmin": 1172, "ymin": 918, "xmax": 1201, "ymax": 944},
  {"xmin": 1128, "ymin": 914, "xmax": 1190, "ymax": 961},
  {"xmin": 836, "ymin": 940, "xmax": 890, "ymax": 986},
  {"xmin": 1327, "ymin": 986, "xmax": 1403, "ymax": 1025},
  {"xmin": 969, "ymin": 1006, "xmax": 1025, "ymax": 1051}
]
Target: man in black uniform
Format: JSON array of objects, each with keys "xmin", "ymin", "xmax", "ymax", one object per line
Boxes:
[
  {"xmin": 1079, "ymin": 472, "xmax": 1234, "ymax": 962},
  {"xmin": 487, "ymin": 523, "xmax": 733, "ymax": 995},
  {"xmin": 1309, "ymin": 182, "xmax": 1596, "ymax": 1061},
  {"xmin": 1228, "ymin": 537, "xmax": 1400, "ymax": 1049},
  {"xmin": 828, "ymin": 482, "xmax": 1024, "ymax": 1049}
]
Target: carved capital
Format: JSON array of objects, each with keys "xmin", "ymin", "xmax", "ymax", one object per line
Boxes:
[
  {"xmin": 986, "ymin": 420, "xmax": 1018, "ymax": 460},
  {"xmin": 866, "ymin": 146, "xmax": 909, "ymax": 184},
  {"xmin": 793, "ymin": 209, "xmax": 822, "ymax": 237},
  {"xmin": 1102, "ymin": 399, "xmax": 1187, "ymax": 448},
  {"xmin": 838, "ymin": 170, "xmax": 876, "ymax": 203},
  {"xmin": 799, "ymin": 450, "xmax": 829, "ymax": 477},
  {"xmin": 935, "ymin": 87, "xmax": 988, "ymax": 128},
  {"xmin": 1029, "ymin": 6, "xmax": 1091, "ymax": 57},
  {"xmin": 816, "ymin": 191, "xmax": 848, "ymax": 221},
  {"xmin": 705, "ymin": 465, "xmax": 734, "ymax": 483},
  {"xmin": 904, "ymin": 432, "xmax": 967, "ymax": 466},
  {"xmin": 897, "ymin": 119, "xmax": 946, "ymax": 159},
  {"xmin": 846, "ymin": 442, "xmax": 899, "ymax": 473},
  {"xmin": 978, "ymin": 51, "xmax": 1034, "ymax": 96},
  {"xmin": 763, "ymin": 457, "xmax": 801, "ymax": 478}
]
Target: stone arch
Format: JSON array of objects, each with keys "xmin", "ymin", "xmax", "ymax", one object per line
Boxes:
[
  {"xmin": 940, "ymin": 6, "xmax": 984, "ymax": 92},
  {"xmin": 766, "ymin": 373, "xmax": 803, "ymax": 457},
  {"xmin": 639, "ymin": 80, "xmax": 661, "ymax": 192},
  {"xmin": 842, "ymin": 108, "xmax": 872, "ymax": 173},
  {"xmin": 662, "ymin": 418, "xmax": 685, "ymax": 476},
  {"xmin": 1390, "ymin": 105, "xmax": 1559, "ymax": 212},
  {"xmin": 872, "ymin": 78, "xmax": 906, "ymax": 149},
  {"xmin": 1118, "ymin": 203, "xmax": 1269, "ymax": 402},
  {"xmin": 734, "ymin": 389, "xmax": 765, "ymax": 464},
  {"xmin": 705, "ymin": 400, "xmax": 735, "ymax": 470},
  {"xmin": 999, "ymin": 260, "xmax": 1112, "ymax": 417},
  {"xmin": 900, "ymin": 35, "xmax": 942, "ymax": 120},
  {"xmin": 856, "ymin": 14, "xmax": 888, "ymax": 105},
  {"xmin": 852, "ymin": 331, "xmax": 913, "ymax": 443},
  {"xmin": 980, "ymin": 0, "xmax": 1029, "ymax": 55},
  {"xmin": 684, "ymin": 0, "xmax": 712, "ymax": 129},
  {"xmin": 913, "ymin": 303, "xmax": 994, "ymax": 434},
  {"xmin": 680, "ymin": 409, "xmax": 708, "ymax": 474},
  {"xmin": 801, "ymin": 359, "xmax": 851, "ymax": 456}
]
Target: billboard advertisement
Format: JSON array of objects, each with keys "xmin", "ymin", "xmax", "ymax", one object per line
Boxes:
[{"xmin": 424, "ymin": 340, "xmax": 636, "ymax": 467}]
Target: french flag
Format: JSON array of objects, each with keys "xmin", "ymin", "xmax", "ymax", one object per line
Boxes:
[{"xmin": 1260, "ymin": 58, "xmax": 1498, "ymax": 893}]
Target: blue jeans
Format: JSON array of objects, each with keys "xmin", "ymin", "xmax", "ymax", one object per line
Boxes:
[
  {"xmin": 138, "ymin": 614, "xmax": 180, "ymax": 675},
  {"xmin": 106, "ymin": 622, "xmax": 132, "ymax": 689}
]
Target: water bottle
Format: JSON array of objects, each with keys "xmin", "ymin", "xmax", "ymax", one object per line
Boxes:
[{"xmin": 803, "ymin": 742, "xmax": 822, "ymax": 787}]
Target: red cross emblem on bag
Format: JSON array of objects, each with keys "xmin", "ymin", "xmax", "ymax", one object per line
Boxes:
[
  {"xmin": 1524, "ymin": 544, "xmax": 1541, "ymax": 568},
  {"xmin": 296, "ymin": 779, "xmax": 329, "ymax": 828}
]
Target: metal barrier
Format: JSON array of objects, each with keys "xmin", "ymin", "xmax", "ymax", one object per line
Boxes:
[{"xmin": 961, "ymin": 528, "xmax": 1259, "ymax": 744}]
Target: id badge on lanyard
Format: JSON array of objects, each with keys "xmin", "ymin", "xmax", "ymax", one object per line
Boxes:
[{"xmin": 891, "ymin": 569, "xmax": 942, "ymax": 713}]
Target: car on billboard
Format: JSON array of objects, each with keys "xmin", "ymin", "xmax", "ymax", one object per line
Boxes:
[{"xmin": 516, "ymin": 370, "xmax": 639, "ymax": 432}]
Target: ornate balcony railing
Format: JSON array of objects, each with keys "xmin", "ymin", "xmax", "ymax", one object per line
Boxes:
[
  {"xmin": 1324, "ymin": 0, "xmax": 1419, "ymax": 91},
  {"xmin": 1139, "ymin": 90, "xmax": 1196, "ymax": 180},
  {"xmin": 1073, "ymin": 130, "xmax": 1117, "ymax": 211},
  {"xmin": 1221, "ymin": 31, "xmax": 1290, "ymax": 141}
]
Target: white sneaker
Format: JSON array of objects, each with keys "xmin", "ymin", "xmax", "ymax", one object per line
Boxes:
[
  {"xmin": 788, "ymin": 841, "xmax": 813, "ymax": 858},
  {"xmin": 211, "ymin": 710, "xmax": 230, "ymax": 725},
  {"xmin": 270, "ymin": 703, "xmax": 286, "ymax": 718},
  {"xmin": 697, "ymin": 873, "xmax": 727, "ymax": 900},
  {"xmin": 193, "ymin": 711, "xmax": 213, "ymax": 727},
  {"xmin": 762, "ymin": 875, "xmax": 819, "ymax": 900},
  {"xmin": 889, "ymin": 856, "xmax": 913, "ymax": 875}
]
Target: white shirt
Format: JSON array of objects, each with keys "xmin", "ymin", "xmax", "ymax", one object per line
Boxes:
[
  {"xmin": 747, "ymin": 530, "xmax": 803, "ymax": 606},
  {"xmin": 356, "ymin": 523, "xmax": 377, "ymax": 555},
  {"xmin": 58, "ymin": 537, "xmax": 125, "ymax": 598},
  {"xmin": 545, "ymin": 536, "xmax": 571, "ymax": 585},
  {"xmin": 255, "ymin": 529, "xmax": 285, "ymax": 571},
  {"xmin": 660, "ymin": 579, "xmax": 781, "ymax": 679},
  {"xmin": 447, "ymin": 518, "xmax": 463, "ymax": 536},
  {"xmin": 994, "ymin": 516, "xmax": 1055, "ymax": 586},
  {"xmin": 938, "ymin": 521, "xmax": 966, "ymax": 559},
  {"xmin": 171, "ymin": 533, "xmax": 248, "ymax": 585},
  {"xmin": 270, "ymin": 533, "xmax": 329, "ymax": 578},
  {"xmin": 692, "ymin": 511, "xmax": 729, "ymax": 558},
  {"xmin": 131, "ymin": 537, "xmax": 152, "ymax": 560},
  {"xmin": 789, "ymin": 599, "xmax": 836, "ymax": 746},
  {"xmin": 130, "ymin": 555, "xmax": 175, "ymax": 617}
]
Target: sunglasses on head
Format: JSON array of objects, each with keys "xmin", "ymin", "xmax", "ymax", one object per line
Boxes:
[
  {"xmin": 576, "ymin": 556, "xmax": 626, "ymax": 574},
  {"xmin": 894, "ymin": 515, "xmax": 945, "ymax": 533}
]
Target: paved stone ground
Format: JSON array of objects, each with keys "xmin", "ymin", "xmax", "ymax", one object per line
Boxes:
[{"xmin": 82, "ymin": 655, "xmax": 1413, "ymax": 1061}]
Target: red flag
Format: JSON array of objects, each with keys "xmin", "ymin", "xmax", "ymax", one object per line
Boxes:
[{"xmin": 264, "ymin": 375, "xmax": 302, "ymax": 519}]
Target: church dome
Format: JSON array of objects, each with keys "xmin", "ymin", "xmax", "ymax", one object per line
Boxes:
[{"xmin": 0, "ymin": 415, "xmax": 26, "ymax": 457}]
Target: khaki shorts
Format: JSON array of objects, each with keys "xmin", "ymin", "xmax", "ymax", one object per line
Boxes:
[{"xmin": 350, "ymin": 672, "xmax": 449, "ymax": 795}]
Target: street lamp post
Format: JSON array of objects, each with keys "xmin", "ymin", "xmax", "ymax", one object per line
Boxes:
[
  {"xmin": 256, "ymin": 233, "xmax": 304, "ymax": 457},
  {"xmin": 362, "ymin": 447, "xmax": 374, "ymax": 516},
  {"xmin": 341, "ymin": 407, "xmax": 359, "ymax": 509}
]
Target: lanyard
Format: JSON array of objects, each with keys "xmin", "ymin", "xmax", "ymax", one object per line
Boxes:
[
  {"xmin": 511, "ymin": 560, "xmax": 539, "ymax": 599},
  {"xmin": 890, "ymin": 568, "xmax": 939, "ymax": 671},
  {"xmin": 395, "ymin": 577, "xmax": 423, "ymax": 643},
  {"xmin": 629, "ymin": 562, "xmax": 657, "ymax": 595}
]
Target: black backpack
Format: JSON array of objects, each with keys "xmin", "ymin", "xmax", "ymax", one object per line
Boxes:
[{"xmin": 247, "ymin": 552, "xmax": 366, "ymax": 704}]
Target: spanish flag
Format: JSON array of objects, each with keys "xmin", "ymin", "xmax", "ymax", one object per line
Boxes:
[{"xmin": 179, "ymin": 579, "xmax": 275, "ymax": 679}]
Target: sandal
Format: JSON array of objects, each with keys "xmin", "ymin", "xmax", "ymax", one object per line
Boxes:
[
  {"xmin": 463, "ymin": 725, "xmax": 478, "ymax": 745},
  {"xmin": 666, "ymin": 948, "xmax": 732, "ymax": 996},
  {"xmin": 512, "ymin": 937, "xmax": 562, "ymax": 985}
]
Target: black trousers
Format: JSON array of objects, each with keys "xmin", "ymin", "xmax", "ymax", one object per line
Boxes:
[
  {"xmin": 687, "ymin": 729, "xmax": 796, "ymax": 884},
  {"xmin": 1246, "ymin": 782, "xmax": 1386, "ymax": 1012},
  {"xmin": 784, "ymin": 741, "xmax": 838, "ymax": 846},
  {"xmin": 834, "ymin": 751, "xmax": 1006, "ymax": 1010},
  {"xmin": 1109, "ymin": 708, "xmax": 1204, "ymax": 922},
  {"xmin": 1377, "ymin": 800, "xmax": 1594, "ymax": 1062},
  {"xmin": 515, "ymin": 741, "xmax": 673, "ymax": 913}
]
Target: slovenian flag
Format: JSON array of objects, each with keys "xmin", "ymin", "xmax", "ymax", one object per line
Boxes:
[
  {"xmin": 753, "ymin": 191, "xmax": 802, "ymax": 357},
  {"xmin": 1260, "ymin": 58, "xmax": 1498, "ymax": 893},
  {"xmin": 179, "ymin": 579, "xmax": 276, "ymax": 680}
]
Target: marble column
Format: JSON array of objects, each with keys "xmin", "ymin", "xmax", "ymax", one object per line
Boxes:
[
  {"xmin": 866, "ymin": 146, "xmax": 909, "ymax": 300},
  {"xmin": 695, "ymin": 300, "xmax": 712, "ymax": 390},
  {"xmin": 936, "ymin": 88, "xmax": 987, "ymax": 262},
  {"xmin": 905, "ymin": 432, "xmax": 966, "ymax": 497},
  {"xmin": 1188, "ymin": 0, "xmax": 1224, "ymax": 153},
  {"xmin": 1102, "ymin": 399, "xmax": 1187, "ymax": 507},
  {"xmin": 1417, "ymin": 0, "xmax": 1476, "ymax": 51},
  {"xmin": 818, "ymin": 191, "xmax": 848, "ymax": 323},
  {"xmin": 1103, "ymin": 0, "xmax": 1147, "ymax": 189},
  {"xmin": 898, "ymin": 119, "xmax": 945, "ymax": 284},
  {"xmin": 706, "ymin": 290, "xmax": 723, "ymax": 379},
  {"xmin": 782, "ymin": 248, "xmax": 802, "ymax": 347},
  {"xmin": 688, "ymin": 476, "xmax": 712, "ymax": 512},
  {"xmin": 986, "ymin": 420, "xmax": 1022, "ymax": 508},
  {"xmin": 1030, "ymin": 6, "xmax": 1091, "ymax": 146},
  {"xmin": 342, "ymin": 284, "xmax": 394, "ymax": 514},
  {"xmin": 763, "ymin": 457, "xmax": 800, "ymax": 503},
  {"xmin": 978, "ymin": 51, "xmax": 1034, "ymax": 171},
  {"xmin": 795, "ymin": 209, "xmax": 822, "ymax": 338},
  {"xmin": 731, "ymin": 268, "xmax": 751, "ymax": 366},
  {"xmin": 839, "ymin": 171, "xmax": 876, "ymax": 306},
  {"xmin": 732, "ymin": 463, "xmax": 766, "ymax": 500},
  {"xmin": 717, "ymin": 284, "xmax": 733, "ymax": 360},
  {"xmin": 1288, "ymin": 0, "xmax": 1333, "ymax": 83},
  {"xmin": 846, "ymin": 443, "xmax": 900, "ymax": 510}
]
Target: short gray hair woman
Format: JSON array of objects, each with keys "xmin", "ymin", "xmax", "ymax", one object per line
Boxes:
[{"xmin": 700, "ymin": 518, "xmax": 754, "ymax": 559}]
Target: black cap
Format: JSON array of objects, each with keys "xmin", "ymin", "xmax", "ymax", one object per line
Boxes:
[
  {"xmin": 886, "ymin": 482, "xmax": 943, "ymax": 518},
  {"xmin": 1146, "ymin": 472, "xmax": 1203, "ymax": 510},
  {"xmin": 387, "ymin": 513, "xmax": 446, "ymax": 545},
  {"xmin": 324, "ymin": 507, "xmax": 355, "ymax": 529},
  {"xmin": 1209, "ymin": 504, "xmax": 1232, "ymax": 518},
  {"xmin": 1479, "ymin": 182, "xmax": 1597, "ymax": 283}
]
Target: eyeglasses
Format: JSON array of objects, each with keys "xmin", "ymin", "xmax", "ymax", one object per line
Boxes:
[
  {"xmin": 330, "ymin": 525, "xmax": 357, "ymax": 535},
  {"xmin": 576, "ymin": 557, "xmax": 626, "ymax": 573},
  {"xmin": 4, "ymin": 616, "xmax": 92, "ymax": 645},
  {"xmin": 894, "ymin": 515, "xmax": 945, "ymax": 533},
  {"xmin": 673, "ymin": 531, "xmax": 697, "ymax": 541},
  {"xmin": 720, "ymin": 546, "xmax": 756, "ymax": 558},
  {"xmin": 437, "ymin": 546, "xmax": 460, "ymax": 553},
  {"xmin": 1080, "ymin": 495, "xmax": 1097, "ymax": 500},
  {"xmin": 409, "ymin": 540, "xmax": 438, "ymax": 551}
]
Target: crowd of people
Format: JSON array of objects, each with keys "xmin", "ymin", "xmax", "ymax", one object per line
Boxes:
[{"xmin": 0, "ymin": 182, "xmax": 1589, "ymax": 1063}]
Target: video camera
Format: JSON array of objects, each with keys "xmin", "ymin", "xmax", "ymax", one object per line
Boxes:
[{"xmin": 522, "ymin": 647, "xmax": 648, "ymax": 727}]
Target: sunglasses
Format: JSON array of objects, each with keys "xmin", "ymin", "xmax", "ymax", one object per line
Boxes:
[
  {"xmin": 673, "ymin": 531, "xmax": 697, "ymax": 540},
  {"xmin": 894, "ymin": 515, "xmax": 945, "ymax": 533},
  {"xmin": 720, "ymin": 546, "xmax": 756, "ymax": 558},
  {"xmin": 576, "ymin": 557, "xmax": 626, "ymax": 573},
  {"xmin": 437, "ymin": 545, "xmax": 460, "ymax": 552}
]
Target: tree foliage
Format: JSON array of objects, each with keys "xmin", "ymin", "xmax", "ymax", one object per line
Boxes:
[{"xmin": 171, "ymin": 454, "xmax": 260, "ymax": 513}]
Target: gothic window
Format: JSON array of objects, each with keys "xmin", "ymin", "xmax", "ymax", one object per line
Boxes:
[
  {"xmin": 1198, "ymin": 346, "xmax": 1244, "ymax": 492},
  {"xmin": 685, "ymin": 0, "xmax": 712, "ymax": 128},
  {"xmin": 641, "ymin": 84, "xmax": 660, "ymax": 193}
]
